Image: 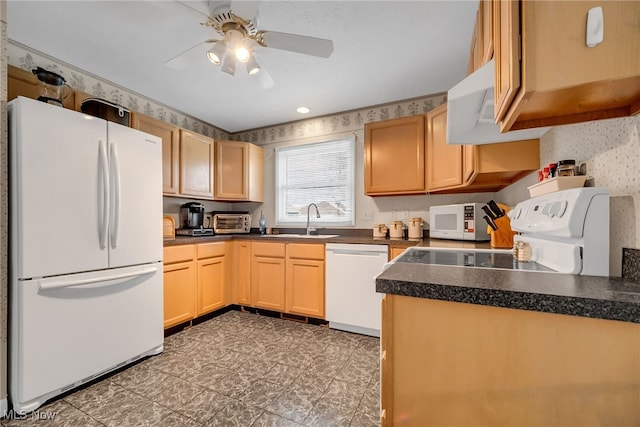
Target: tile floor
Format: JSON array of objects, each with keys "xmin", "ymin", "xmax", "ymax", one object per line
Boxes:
[{"xmin": 2, "ymin": 310, "xmax": 381, "ymax": 427}]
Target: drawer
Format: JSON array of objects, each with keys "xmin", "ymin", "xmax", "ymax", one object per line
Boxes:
[
  {"xmin": 163, "ymin": 244, "xmax": 195, "ymax": 264},
  {"xmin": 197, "ymin": 242, "xmax": 226, "ymax": 259},
  {"xmin": 287, "ymin": 243, "xmax": 325, "ymax": 260},
  {"xmin": 252, "ymin": 241, "xmax": 286, "ymax": 258}
]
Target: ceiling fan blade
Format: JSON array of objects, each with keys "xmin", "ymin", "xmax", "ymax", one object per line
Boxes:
[
  {"xmin": 165, "ymin": 39, "xmax": 215, "ymax": 69},
  {"xmin": 260, "ymin": 31, "xmax": 334, "ymax": 58},
  {"xmin": 230, "ymin": 0, "xmax": 260, "ymax": 21},
  {"xmin": 250, "ymin": 55, "xmax": 274, "ymax": 89}
]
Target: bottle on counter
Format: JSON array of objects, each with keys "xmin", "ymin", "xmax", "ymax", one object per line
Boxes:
[{"xmin": 259, "ymin": 211, "xmax": 266, "ymax": 235}]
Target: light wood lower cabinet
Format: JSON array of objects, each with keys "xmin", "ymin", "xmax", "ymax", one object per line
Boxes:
[
  {"xmin": 196, "ymin": 242, "xmax": 226, "ymax": 316},
  {"xmin": 249, "ymin": 241, "xmax": 326, "ymax": 318},
  {"xmin": 163, "ymin": 242, "xmax": 227, "ymax": 328},
  {"xmin": 163, "ymin": 245, "xmax": 197, "ymax": 329},
  {"xmin": 285, "ymin": 243, "xmax": 325, "ymax": 318},
  {"xmin": 233, "ymin": 240, "xmax": 252, "ymax": 305},
  {"xmin": 381, "ymin": 294, "xmax": 640, "ymax": 427},
  {"xmin": 251, "ymin": 242, "xmax": 286, "ymax": 311}
]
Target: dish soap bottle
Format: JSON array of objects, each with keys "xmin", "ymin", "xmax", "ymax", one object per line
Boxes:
[{"xmin": 259, "ymin": 211, "xmax": 266, "ymax": 235}]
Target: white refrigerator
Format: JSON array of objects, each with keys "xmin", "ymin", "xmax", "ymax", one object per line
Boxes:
[{"xmin": 8, "ymin": 97, "xmax": 164, "ymax": 414}]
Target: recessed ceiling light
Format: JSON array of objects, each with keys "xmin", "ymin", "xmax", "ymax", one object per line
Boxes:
[{"xmin": 296, "ymin": 106, "xmax": 310, "ymax": 114}]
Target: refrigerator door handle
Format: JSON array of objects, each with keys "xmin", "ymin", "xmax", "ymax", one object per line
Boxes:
[
  {"xmin": 109, "ymin": 143, "xmax": 121, "ymax": 249},
  {"xmin": 99, "ymin": 140, "xmax": 109, "ymax": 250},
  {"xmin": 39, "ymin": 266, "xmax": 159, "ymax": 291}
]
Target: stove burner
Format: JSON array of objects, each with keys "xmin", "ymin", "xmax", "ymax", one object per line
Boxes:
[{"xmin": 396, "ymin": 249, "xmax": 556, "ymax": 272}]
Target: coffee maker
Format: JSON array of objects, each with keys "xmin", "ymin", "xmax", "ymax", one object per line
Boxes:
[{"xmin": 176, "ymin": 202, "xmax": 213, "ymax": 236}]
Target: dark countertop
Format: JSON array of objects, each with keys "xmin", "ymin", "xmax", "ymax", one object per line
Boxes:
[
  {"xmin": 376, "ymin": 261, "xmax": 640, "ymax": 324},
  {"xmin": 163, "ymin": 229, "xmax": 493, "ymax": 249}
]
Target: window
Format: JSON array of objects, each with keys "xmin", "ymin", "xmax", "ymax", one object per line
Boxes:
[{"xmin": 275, "ymin": 136, "xmax": 355, "ymax": 226}]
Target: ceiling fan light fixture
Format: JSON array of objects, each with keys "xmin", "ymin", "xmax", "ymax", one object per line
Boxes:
[
  {"xmin": 246, "ymin": 54, "xmax": 261, "ymax": 75},
  {"xmin": 221, "ymin": 54, "xmax": 236, "ymax": 75},
  {"xmin": 206, "ymin": 41, "xmax": 227, "ymax": 65},
  {"xmin": 235, "ymin": 46, "xmax": 251, "ymax": 63}
]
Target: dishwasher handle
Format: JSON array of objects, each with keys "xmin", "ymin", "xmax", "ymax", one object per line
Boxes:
[{"xmin": 327, "ymin": 249, "xmax": 386, "ymax": 257}]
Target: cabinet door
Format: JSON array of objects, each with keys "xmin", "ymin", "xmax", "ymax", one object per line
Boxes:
[
  {"xmin": 462, "ymin": 144, "xmax": 477, "ymax": 184},
  {"xmin": 426, "ymin": 104, "xmax": 463, "ymax": 191},
  {"xmin": 179, "ymin": 130, "xmax": 214, "ymax": 199},
  {"xmin": 163, "ymin": 260, "xmax": 196, "ymax": 328},
  {"xmin": 132, "ymin": 113, "xmax": 180, "ymax": 195},
  {"xmin": 234, "ymin": 241, "xmax": 252, "ymax": 305},
  {"xmin": 251, "ymin": 256, "xmax": 286, "ymax": 311},
  {"xmin": 493, "ymin": 0, "xmax": 520, "ymax": 122},
  {"xmin": 215, "ymin": 140, "xmax": 249, "ymax": 200},
  {"xmin": 286, "ymin": 258, "xmax": 325, "ymax": 318},
  {"xmin": 364, "ymin": 115, "xmax": 426, "ymax": 196},
  {"xmin": 197, "ymin": 255, "xmax": 225, "ymax": 316}
]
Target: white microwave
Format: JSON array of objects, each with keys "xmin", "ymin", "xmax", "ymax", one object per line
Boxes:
[{"xmin": 429, "ymin": 203, "xmax": 490, "ymax": 241}]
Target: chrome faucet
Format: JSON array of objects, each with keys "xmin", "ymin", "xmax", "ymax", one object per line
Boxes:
[{"xmin": 306, "ymin": 203, "xmax": 321, "ymax": 235}]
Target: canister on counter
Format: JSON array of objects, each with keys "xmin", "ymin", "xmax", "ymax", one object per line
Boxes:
[
  {"xmin": 373, "ymin": 223, "xmax": 388, "ymax": 238},
  {"xmin": 389, "ymin": 220, "xmax": 405, "ymax": 239}
]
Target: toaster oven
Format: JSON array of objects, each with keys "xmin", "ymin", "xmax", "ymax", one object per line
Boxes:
[{"xmin": 211, "ymin": 212, "xmax": 251, "ymax": 234}]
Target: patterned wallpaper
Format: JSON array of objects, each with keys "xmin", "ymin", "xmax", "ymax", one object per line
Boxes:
[
  {"xmin": 233, "ymin": 96, "xmax": 444, "ymax": 144},
  {"xmin": 7, "ymin": 42, "xmax": 230, "ymax": 140}
]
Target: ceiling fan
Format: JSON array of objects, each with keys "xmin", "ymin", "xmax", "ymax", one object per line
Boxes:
[{"xmin": 165, "ymin": 0, "xmax": 334, "ymax": 88}]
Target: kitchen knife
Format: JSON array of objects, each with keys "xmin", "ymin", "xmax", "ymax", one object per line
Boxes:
[
  {"xmin": 482, "ymin": 205, "xmax": 496, "ymax": 220},
  {"xmin": 488, "ymin": 200, "xmax": 505, "ymax": 218},
  {"xmin": 483, "ymin": 215, "xmax": 498, "ymax": 231}
]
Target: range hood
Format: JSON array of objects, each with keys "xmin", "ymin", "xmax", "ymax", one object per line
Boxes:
[{"xmin": 446, "ymin": 59, "xmax": 549, "ymax": 145}]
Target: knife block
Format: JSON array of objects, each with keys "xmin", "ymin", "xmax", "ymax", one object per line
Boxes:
[{"xmin": 489, "ymin": 216, "xmax": 517, "ymax": 248}]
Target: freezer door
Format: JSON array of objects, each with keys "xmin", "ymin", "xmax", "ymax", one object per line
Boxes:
[
  {"xmin": 11, "ymin": 264, "xmax": 163, "ymax": 413},
  {"xmin": 107, "ymin": 122, "xmax": 163, "ymax": 268},
  {"xmin": 10, "ymin": 97, "xmax": 109, "ymax": 278}
]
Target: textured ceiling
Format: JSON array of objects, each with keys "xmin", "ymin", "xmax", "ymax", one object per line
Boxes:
[{"xmin": 7, "ymin": 1, "xmax": 478, "ymax": 133}]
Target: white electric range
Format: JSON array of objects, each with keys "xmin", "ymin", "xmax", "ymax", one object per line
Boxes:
[{"xmin": 392, "ymin": 187, "xmax": 610, "ymax": 276}]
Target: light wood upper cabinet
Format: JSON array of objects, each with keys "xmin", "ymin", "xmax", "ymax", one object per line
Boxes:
[
  {"xmin": 494, "ymin": 0, "xmax": 640, "ymax": 131},
  {"xmin": 179, "ymin": 130, "xmax": 214, "ymax": 199},
  {"xmin": 426, "ymin": 103, "xmax": 539, "ymax": 193},
  {"xmin": 426, "ymin": 105, "xmax": 463, "ymax": 191},
  {"xmin": 365, "ymin": 115, "xmax": 426, "ymax": 196},
  {"xmin": 131, "ymin": 113, "xmax": 180, "ymax": 195},
  {"xmin": 468, "ymin": 0, "xmax": 494, "ymax": 75},
  {"xmin": 214, "ymin": 140, "xmax": 264, "ymax": 202}
]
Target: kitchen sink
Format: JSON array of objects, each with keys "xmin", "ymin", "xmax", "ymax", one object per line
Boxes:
[{"xmin": 261, "ymin": 234, "xmax": 340, "ymax": 239}]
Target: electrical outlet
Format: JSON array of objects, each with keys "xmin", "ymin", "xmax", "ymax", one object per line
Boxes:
[{"xmin": 363, "ymin": 210, "xmax": 373, "ymax": 220}]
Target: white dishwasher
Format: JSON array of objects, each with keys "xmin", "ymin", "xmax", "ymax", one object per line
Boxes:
[{"xmin": 325, "ymin": 243, "xmax": 389, "ymax": 337}]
